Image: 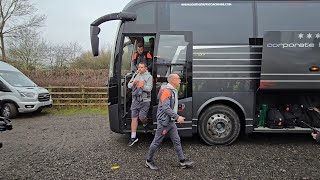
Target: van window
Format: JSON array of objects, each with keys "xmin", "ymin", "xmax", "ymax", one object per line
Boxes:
[
  {"xmin": 257, "ymin": 1, "xmax": 320, "ymax": 37},
  {"xmin": 0, "ymin": 71, "xmax": 35, "ymax": 87},
  {"xmin": 169, "ymin": 2, "xmax": 253, "ymax": 44},
  {"xmin": 0, "ymin": 80, "xmax": 10, "ymax": 92}
]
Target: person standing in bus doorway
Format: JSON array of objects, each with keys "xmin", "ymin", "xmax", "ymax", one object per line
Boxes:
[
  {"xmin": 145, "ymin": 74, "xmax": 193, "ymax": 170},
  {"xmin": 148, "ymin": 37, "xmax": 155, "ymax": 57},
  {"xmin": 132, "ymin": 43, "xmax": 153, "ymax": 72},
  {"xmin": 311, "ymin": 132, "xmax": 320, "ymax": 143},
  {"xmin": 127, "ymin": 62, "xmax": 153, "ymax": 146}
]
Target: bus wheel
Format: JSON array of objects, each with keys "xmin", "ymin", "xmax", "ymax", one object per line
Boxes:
[{"xmin": 198, "ymin": 104, "xmax": 240, "ymax": 145}]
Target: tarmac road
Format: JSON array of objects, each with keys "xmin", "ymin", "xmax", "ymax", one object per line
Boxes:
[{"xmin": 1, "ymin": 114, "xmax": 320, "ymax": 179}]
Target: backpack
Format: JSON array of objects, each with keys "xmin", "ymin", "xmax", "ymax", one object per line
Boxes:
[
  {"xmin": 289, "ymin": 104, "xmax": 311, "ymax": 128},
  {"xmin": 281, "ymin": 109, "xmax": 296, "ymax": 128},
  {"xmin": 266, "ymin": 108, "xmax": 284, "ymax": 129},
  {"xmin": 306, "ymin": 108, "xmax": 320, "ymax": 128}
]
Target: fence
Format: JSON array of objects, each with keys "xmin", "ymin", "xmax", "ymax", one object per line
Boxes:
[{"xmin": 46, "ymin": 86, "xmax": 108, "ymax": 107}]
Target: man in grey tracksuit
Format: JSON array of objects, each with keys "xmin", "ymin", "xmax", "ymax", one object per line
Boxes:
[
  {"xmin": 145, "ymin": 74, "xmax": 193, "ymax": 170},
  {"xmin": 127, "ymin": 62, "xmax": 153, "ymax": 146}
]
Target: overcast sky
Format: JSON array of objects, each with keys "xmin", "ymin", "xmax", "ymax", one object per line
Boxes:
[{"xmin": 34, "ymin": 0, "xmax": 131, "ymax": 51}]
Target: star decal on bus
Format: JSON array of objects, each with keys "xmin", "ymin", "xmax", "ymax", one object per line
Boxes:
[
  {"xmin": 298, "ymin": 33, "xmax": 304, "ymax": 39},
  {"xmin": 316, "ymin": 33, "xmax": 320, "ymax": 39},
  {"xmin": 307, "ymin": 33, "xmax": 312, "ymax": 39}
]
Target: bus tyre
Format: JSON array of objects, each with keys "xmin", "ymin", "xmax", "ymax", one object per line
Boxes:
[
  {"xmin": 199, "ymin": 104, "xmax": 240, "ymax": 145},
  {"xmin": 1, "ymin": 103, "xmax": 18, "ymax": 119}
]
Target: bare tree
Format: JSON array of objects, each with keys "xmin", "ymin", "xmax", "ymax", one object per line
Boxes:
[
  {"xmin": 48, "ymin": 42, "xmax": 82, "ymax": 69},
  {"xmin": 0, "ymin": 0, "xmax": 46, "ymax": 62},
  {"xmin": 7, "ymin": 29, "xmax": 48, "ymax": 70},
  {"xmin": 70, "ymin": 49, "xmax": 111, "ymax": 70}
]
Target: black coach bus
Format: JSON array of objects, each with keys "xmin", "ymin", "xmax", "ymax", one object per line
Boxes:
[{"xmin": 90, "ymin": 0, "xmax": 320, "ymax": 145}]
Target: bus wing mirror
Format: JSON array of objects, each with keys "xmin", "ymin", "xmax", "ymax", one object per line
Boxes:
[
  {"xmin": 91, "ymin": 26, "xmax": 101, "ymax": 56},
  {"xmin": 90, "ymin": 12, "xmax": 137, "ymax": 56}
]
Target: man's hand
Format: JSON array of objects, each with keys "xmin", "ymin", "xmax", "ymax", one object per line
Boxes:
[
  {"xmin": 132, "ymin": 79, "xmax": 138, "ymax": 85},
  {"xmin": 138, "ymin": 81, "xmax": 144, "ymax": 88},
  {"xmin": 177, "ymin": 116, "xmax": 185, "ymax": 124},
  {"xmin": 312, "ymin": 132, "xmax": 318, "ymax": 140}
]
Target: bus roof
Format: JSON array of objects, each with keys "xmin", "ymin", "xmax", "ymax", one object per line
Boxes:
[
  {"xmin": 123, "ymin": 0, "xmax": 150, "ymax": 10},
  {"xmin": 123, "ymin": 0, "xmax": 317, "ymax": 10}
]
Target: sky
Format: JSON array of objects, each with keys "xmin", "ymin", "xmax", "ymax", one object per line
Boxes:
[{"xmin": 34, "ymin": 0, "xmax": 131, "ymax": 51}]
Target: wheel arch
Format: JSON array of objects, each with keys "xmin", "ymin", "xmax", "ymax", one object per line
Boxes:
[
  {"xmin": 197, "ymin": 97, "xmax": 246, "ymax": 129},
  {"xmin": 0, "ymin": 99, "xmax": 19, "ymax": 109}
]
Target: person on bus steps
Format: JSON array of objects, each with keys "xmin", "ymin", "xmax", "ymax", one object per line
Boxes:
[
  {"xmin": 148, "ymin": 37, "xmax": 155, "ymax": 57},
  {"xmin": 132, "ymin": 43, "xmax": 153, "ymax": 71},
  {"xmin": 145, "ymin": 74, "xmax": 193, "ymax": 170},
  {"xmin": 308, "ymin": 107, "xmax": 320, "ymax": 143},
  {"xmin": 127, "ymin": 62, "xmax": 153, "ymax": 146},
  {"xmin": 311, "ymin": 132, "xmax": 320, "ymax": 143}
]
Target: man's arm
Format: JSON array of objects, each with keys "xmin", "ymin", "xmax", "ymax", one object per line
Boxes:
[
  {"xmin": 132, "ymin": 53, "xmax": 137, "ymax": 68},
  {"xmin": 147, "ymin": 60, "xmax": 153, "ymax": 71},
  {"xmin": 146, "ymin": 52, "xmax": 153, "ymax": 70},
  {"xmin": 128, "ymin": 74, "xmax": 136, "ymax": 89},
  {"xmin": 162, "ymin": 96, "xmax": 179, "ymax": 121},
  {"xmin": 142, "ymin": 76, "xmax": 153, "ymax": 92}
]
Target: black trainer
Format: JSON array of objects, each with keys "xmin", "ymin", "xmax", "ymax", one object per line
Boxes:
[
  {"xmin": 128, "ymin": 137, "xmax": 138, "ymax": 147},
  {"xmin": 145, "ymin": 160, "xmax": 159, "ymax": 170}
]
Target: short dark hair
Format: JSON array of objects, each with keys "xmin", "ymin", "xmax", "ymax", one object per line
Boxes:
[
  {"xmin": 138, "ymin": 62, "xmax": 147, "ymax": 67},
  {"xmin": 137, "ymin": 42, "xmax": 144, "ymax": 48}
]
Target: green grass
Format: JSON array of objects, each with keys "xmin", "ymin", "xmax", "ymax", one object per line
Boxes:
[{"xmin": 45, "ymin": 107, "xmax": 108, "ymax": 116}]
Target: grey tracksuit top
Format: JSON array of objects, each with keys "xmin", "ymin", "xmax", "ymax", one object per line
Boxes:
[
  {"xmin": 128, "ymin": 71, "xmax": 153, "ymax": 102},
  {"xmin": 156, "ymin": 83, "xmax": 179, "ymax": 127}
]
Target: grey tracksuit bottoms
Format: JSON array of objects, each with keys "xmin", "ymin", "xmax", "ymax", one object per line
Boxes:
[{"xmin": 146, "ymin": 122, "xmax": 185, "ymax": 161}]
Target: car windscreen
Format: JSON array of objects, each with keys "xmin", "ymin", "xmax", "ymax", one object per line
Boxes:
[{"xmin": 0, "ymin": 70, "xmax": 36, "ymax": 87}]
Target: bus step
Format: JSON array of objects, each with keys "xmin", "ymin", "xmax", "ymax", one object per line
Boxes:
[{"xmin": 253, "ymin": 126, "xmax": 313, "ymax": 133}]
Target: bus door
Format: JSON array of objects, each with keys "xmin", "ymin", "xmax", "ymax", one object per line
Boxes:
[
  {"xmin": 120, "ymin": 35, "xmax": 155, "ymax": 132},
  {"xmin": 120, "ymin": 36, "xmax": 134, "ymax": 121},
  {"xmin": 152, "ymin": 31, "xmax": 193, "ymax": 136}
]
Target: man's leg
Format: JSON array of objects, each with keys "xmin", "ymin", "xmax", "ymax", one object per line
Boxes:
[
  {"xmin": 129, "ymin": 109, "xmax": 139, "ymax": 146},
  {"xmin": 146, "ymin": 125, "xmax": 167, "ymax": 162},
  {"xmin": 139, "ymin": 102, "xmax": 150, "ymax": 132},
  {"xmin": 131, "ymin": 117, "xmax": 138, "ymax": 135},
  {"xmin": 169, "ymin": 123, "xmax": 194, "ymax": 166},
  {"xmin": 168, "ymin": 123, "xmax": 185, "ymax": 161}
]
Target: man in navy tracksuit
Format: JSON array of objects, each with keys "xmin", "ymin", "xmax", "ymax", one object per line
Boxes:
[{"xmin": 145, "ymin": 74, "xmax": 193, "ymax": 170}]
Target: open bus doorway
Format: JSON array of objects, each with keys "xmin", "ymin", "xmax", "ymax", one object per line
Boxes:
[{"xmin": 120, "ymin": 35, "xmax": 156, "ymax": 132}]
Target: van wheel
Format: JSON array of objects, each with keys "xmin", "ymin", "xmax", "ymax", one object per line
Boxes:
[
  {"xmin": 1, "ymin": 103, "xmax": 18, "ymax": 119},
  {"xmin": 198, "ymin": 104, "xmax": 240, "ymax": 145}
]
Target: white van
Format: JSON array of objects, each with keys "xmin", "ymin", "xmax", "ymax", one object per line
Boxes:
[{"xmin": 0, "ymin": 61, "xmax": 53, "ymax": 118}]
